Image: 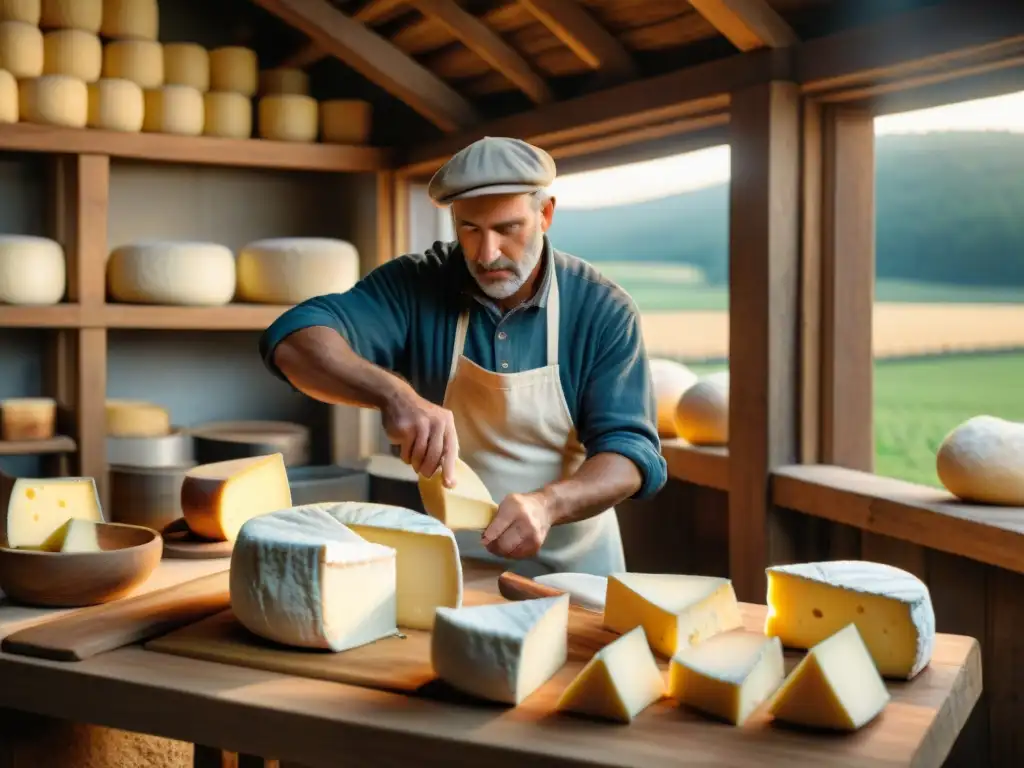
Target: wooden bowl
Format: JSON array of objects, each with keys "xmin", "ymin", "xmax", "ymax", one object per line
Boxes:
[{"xmin": 0, "ymin": 522, "xmax": 163, "ymax": 607}]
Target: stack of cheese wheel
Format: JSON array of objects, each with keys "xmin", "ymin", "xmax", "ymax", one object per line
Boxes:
[
  {"xmin": 205, "ymin": 44, "xmax": 256, "ymax": 139},
  {"xmin": 0, "ymin": 0, "xmax": 39, "ymax": 123},
  {"xmin": 235, "ymin": 237, "xmax": 359, "ymax": 304},
  {"xmin": 256, "ymin": 60, "xmax": 317, "ymax": 142},
  {"xmin": 106, "ymin": 240, "xmax": 236, "ymax": 305},
  {"xmin": 85, "ymin": 0, "xmax": 158, "ymax": 132},
  {"xmin": 0, "ymin": 234, "xmax": 66, "ymax": 305}
]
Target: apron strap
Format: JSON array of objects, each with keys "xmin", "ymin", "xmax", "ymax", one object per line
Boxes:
[
  {"xmin": 546, "ymin": 270, "xmax": 559, "ymax": 366},
  {"xmin": 448, "ymin": 308, "xmax": 471, "ymax": 383}
]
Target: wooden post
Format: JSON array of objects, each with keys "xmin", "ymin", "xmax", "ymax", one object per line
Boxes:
[{"xmin": 727, "ymin": 80, "xmax": 802, "ymax": 602}]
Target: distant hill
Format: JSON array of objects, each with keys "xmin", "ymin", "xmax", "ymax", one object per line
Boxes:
[{"xmin": 547, "ymin": 131, "xmax": 1024, "ymax": 288}]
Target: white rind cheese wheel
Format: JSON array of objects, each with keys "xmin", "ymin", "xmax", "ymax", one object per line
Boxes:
[
  {"xmin": 0, "ymin": 397, "xmax": 56, "ymax": 441},
  {"xmin": 41, "ymin": 0, "xmax": 101, "ymax": 33},
  {"xmin": 43, "ymin": 29, "xmax": 101, "ymax": 82},
  {"xmin": 202, "ymin": 91, "xmax": 251, "ymax": 139},
  {"xmin": 163, "ymin": 42, "xmax": 208, "ymax": 91},
  {"xmin": 258, "ymin": 94, "xmax": 317, "ymax": 142},
  {"xmin": 321, "ymin": 99, "xmax": 372, "ymax": 144},
  {"xmin": 936, "ymin": 415, "xmax": 1024, "ymax": 506},
  {"xmin": 235, "ymin": 237, "xmax": 359, "ymax": 304},
  {"xmin": 19, "ymin": 74, "xmax": 87, "ymax": 127},
  {"xmin": 649, "ymin": 358, "xmax": 698, "ymax": 436},
  {"xmin": 106, "ymin": 240, "xmax": 236, "ymax": 306},
  {"xmin": 0, "ymin": 0, "xmax": 40, "ymax": 25},
  {"xmin": 142, "ymin": 85, "xmax": 203, "ymax": 136},
  {"xmin": 674, "ymin": 371, "xmax": 729, "ymax": 446},
  {"xmin": 87, "ymin": 77, "xmax": 142, "ymax": 131},
  {"xmin": 105, "ymin": 398, "xmax": 170, "ymax": 437},
  {"xmin": 209, "ymin": 46, "xmax": 256, "ymax": 96},
  {"xmin": 0, "ymin": 67, "xmax": 16, "ymax": 122},
  {"xmin": 0, "ymin": 21, "xmax": 42, "ymax": 79},
  {"xmin": 259, "ymin": 67, "xmax": 307, "ymax": 96},
  {"xmin": 102, "ymin": 39, "xmax": 162, "ymax": 88},
  {"xmin": 0, "ymin": 235, "xmax": 65, "ymax": 305},
  {"xmin": 100, "ymin": 0, "xmax": 158, "ymax": 41}
]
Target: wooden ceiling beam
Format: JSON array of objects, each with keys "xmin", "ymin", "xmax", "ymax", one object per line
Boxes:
[
  {"xmin": 252, "ymin": 0, "xmax": 480, "ymax": 132},
  {"xmin": 517, "ymin": 0, "xmax": 636, "ymax": 78},
  {"xmin": 687, "ymin": 0, "xmax": 798, "ymax": 51},
  {"xmin": 280, "ymin": 0, "xmax": 406, "ymax": 70}
]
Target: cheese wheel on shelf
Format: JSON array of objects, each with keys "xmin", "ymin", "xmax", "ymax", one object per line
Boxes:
[
  {"xmin": 43, "ymin": 29, "xmax": 101, "ymax": 82},
  {"xmin": 258, "ymin": 94, "xmax": 317, "ymax": 142},
  {"xmin": 163, "ymin": 42, "xmax": 208, "ymax": 91},
  {"xmin": 0, "ymin": 67, "xmax": 16, "ymax": 122},
  {"xmin": 106, "ymin": 240, "xmax": 236, "ymax": 305},
  {"xmin": 41, "ymin": 0, "xmax": 101, "ymax": 33},
  {"xmin": 321, "ymin": 99, "xmax": 372, "ymax": 145},
  {"xmin": 258, "ymin": 67, "xmax": 307, "ymax": 96},
  {"xmin": 105, "ymin": 399, "xmax": 170, "ymax": 437},
  {"xmin": 936, "ymin": 415, "xmax": 1024, "ymax": 506},
  {"xmin": 0, "ymin": 235, "xmax": 65, "ymax": 305},
  {"xmin": 0, "ymin": 0, "xmax": 40, "ymax": 25},
  {"xmin": 87, "ymin": 77, "xmax": 142, "ymax": 131},
  {"xmin": 202, "ymin": 91, "xmax": 251, "ymax": 139},
  {"xmin": 208, "ymin": 45, "xmax": 256, "ymax": 96},
  {"xmin": 19, "ymin": 74, "xmax": 87, "ymax": 126},
  {"xmin": 142, "ymin": 84, "xmax": 203, "ymax": 135},
  {"xmin": 649, "ymin": 358, "xmax": 698, "ymax": 436},
  {"xmin": 235, "ymin": 237, "xmax": 359, "ymax": 304},
  {"xmin": 0, "ymin": 397, "xmax": 57, "ymax": 441},
  {"xmin": 0, "ymin": 21, "xmax": 43, "ymax": 79},
  {"xmin": 673, "ymin": 370, "xmax": 729, "ymax": 446},
  {"xmin": 100, "ymin": 0, "xmax": 158, "ymax": 41},
  {"xmin": 102, "ymin": 39, "xmax": 162, "ymax": 88}
]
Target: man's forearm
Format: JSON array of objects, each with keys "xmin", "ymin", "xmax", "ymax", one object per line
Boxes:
[{"xmin": 538, "ymin": 453, "xmax": 642, "ymax": 526}]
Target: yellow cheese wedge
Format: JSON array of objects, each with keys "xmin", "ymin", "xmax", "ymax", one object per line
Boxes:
[
  {"xmin": 105, "ymin": 398, "xmax": 170, "ymax": 437},
  {"xmin": 418, "ymin": 458, "xmax": 498, "ymax": 530},
  {"xmin": 603, "ymin": 572, "xmax": 742, "ymax": 658},
  {"xmin": 767, "ymin": 623, "xmax": 890, "ymax": 731},
  {"xmin": 180, "ymin": 453, "xmax": 292, "ymax": 542},
  {"xmin": 555, "ymin": 625, "xmax": 665, "ymax": 723},
  {"xmin": 669, "ymin": 630, "xmax": 785, "ymax": 725},
  {"xmin": 2, "ymin": 476, "xmax": 103, "ymax": 549},
  {"xmin": 40, "ymin": 517, "xmax": 103, "ymax": 552}
]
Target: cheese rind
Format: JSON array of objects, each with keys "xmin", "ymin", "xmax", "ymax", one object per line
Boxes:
[
  {"xmin": 418, "ymin": 458, "xmax": 498, "ymax": 531},
  {"xmin": 765, "ymin": 560, "xmax": 935, "ymax": 680},
  {"xmin": 0, "ymin": 235, "xmax": 65, "ymax": 304},
  {"xmin": 202, "ymin": 91, "xmax": 251, "ymax": 139},
  {"xmin": 768, "ymin": 623, "xmax": 890, "ymax": 731},
  {"xmin": 0, "ymin": 1, "xmax": 40, "ymax": 25},
  {"xmin": 19, "ymin": 74, "xmax": 87, "ymax": 127},
  {"xmin": 649, "ymin": 358, "xmax": 698, "ymax": 436},
  {"xmin": 535, "ymin": 572, "xmax": 607, "ymax": 611},
  {"xmin": 669, "ymin": 630, "xmax": 785, "ymax": 725},
  {"xmin": 432, "ymin": 595, "xmax": 570, "ymax": 705},
  {"xmin": 258, "ymin": 93, "xmax": 318, "ymax": 142},
  {"xmin": 604, "ymin": 572, "xmax": 742, "ymax": 658},
  {"xmin": 102, "ymin": 39, "xmax": 163, "ymax": 89},
  {"xmin": 41, "ymin": 0, "xmax": 101, "ymax": 33},
  {"xmin": 320, "ymin": 98, "xmax": 372, "ymax": 144},
  {"xmin": 0, "ymin": 20, "xmax": 42, "ymax": 79},
  {"xmin": 43, "ymin": 29, "xmax": 101, "ymax": 82},
  {"xmin": 230, "ymin": 506, "xmax": 399, "ymax": 651},
  {"xmin": 555, "ymin": 625, "xmax": 664, "ymax": 723},
  {"xmin": 105, "ymin": 399, "xmax": 170, "ymax": 437},
  {"xmin": 209, "ymin": 46, "xmax": 257, "ymax": 96},
  {"xmin": 673, "ymin": 372, "xmax": 729, "ymax": 446},
  {"xmin": 106, "ymin": 241, "xmax": 235, "ymax": 306},
  {"xmin": 3, "ymin": 477, "xmax": 103, "ymax": 548},
  {"xmin": 936, "ymin": 415, "xmax": 1024, "ymax": 506},
  {"xmin": 87, "ymin": 77, "xmax": 143, "ymax": 131},
  {"xmin": 142, "ymin": 85, "xmax": 203, "ymax": 136},
  {"xmin": 0, "ymin": 397, "xmax": 56, "ymax": 440},
  {"xmin": 0, "ymin": 67, "xmax": 16, "ymax": 122},
  {"xmin": 163, "ymin": 43, "xmax": 209, "ymax": 91},
  {"xmin": 100, "ymin": 0, "xmax": 158, "ymax": 41},
  {"xmin": 236, "ymin": 237, "xmax": 360, "ymax": 304},
  {"xmin": 259, "ymin": 67, "xmax": 308, "ymax": 96},
  {"xmin": 180, "ymin": 453, "xmax": 293, "ymax": 542}
]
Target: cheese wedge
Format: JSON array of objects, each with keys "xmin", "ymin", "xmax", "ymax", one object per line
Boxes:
[
  {"xmin": 604, "ymin": 572, "xmax": 742, "ymax": 658},
  {"xmin": 230, "ymin": 506, "xmax": 398, "ymax": 651},
  {"xmin": 39, "ymin": 517, "xmax": 103, "ymax": 552},
  {"xmin": 768, "ymin": 623, "xmax": 890, "ymax": 731},
  {"xmin": 432, "ymin": 594, "xmax": 570, "ymax": 705},
  {"xmin": 556, "ymin": 625, "xmax": 665, "ymax": 723},
  {"xmin": 765, "ymin": 560, "xmax": 935, "ymax": 679},
  {"xmin": 3, "ymin": 477, "xmax": 103, "ymax": 549},
  {"xmin": 180, "ymin": 453, "xmax": 292, "ymax": 542},
  {"xmin": 535, "ymin": 572, "xmax": 607, "ymax": 611},
  {"xmin": 418, "ymin": 458, "xmax": 498, "ymax": 530},
  {"xmin": 669, "ymin": 630, "xmax": 785, "ymax": 725}
]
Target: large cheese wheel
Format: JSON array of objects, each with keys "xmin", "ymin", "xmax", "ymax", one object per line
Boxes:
[
  {"xmin": 258, "ymin": 93, "xmax": 317, "ymax": 142},
  {"xmin": 0, "ymin": 397, "xmax": 56, "ymax": 440},
  {"xmin": 0, "ymin": 67, "xmax": 16, "ymax": 122},
  {"xmin": 258, "ymin": 67, "xmax": 307, "ymax": 96},
  {"xmin": 87, "ymin": 77, "xmax": 142, "ymax": 131},
  {"xmin": 105, "ymin": 398, "xmax": 170, "ymax": 437},
  {"xmin": 106, "ymin": 241, "xmax": 236, "ymax": 306},
  {"xmin": 208, "ymin": 46, "xmax": 256, "ymax": 96},
  {"xmin": 100, "ymin": 0, "xmax": 158, "ymax": 41},
  {"xmin": 236, "ymin": 238, "xmax": 360, "ymax": 304},
  {"xmin": 42, "ymin": 29, "xmax": 101, "ymax": 82},
  {"xmin": 19, "ymin": 75, "xmax": 87, "ymax": 127},
  {"xmin": 202, "ymin": 91, "xmax": 251, "ymax": 139},
  {"xmin": 142, "ymin": 85, "xmax": 203, "ymax": 135},
  {"xmin": 936, "ymin": 415, "xmax": 1024, "ymax": 506},
  {"xmin": 41, "ymin": 0, "xmax": 101, "ymax": 33},
  {"xmin": 649, "ymin": 358, "xmax": 699, "ymax": 436},
  {"xmin": 321, "ymin": 99, "xmax": 372, "ymax": 144},
  {"xmin": 0, "ymin": 235, "xmax": 65, "ymax": 305},
  {"xmin": 0, "ymin": 0, "xmax": 40, "ymax": 25},
  {"xmin": 0, "ymin": 21, "xmax": 42, "ymax": 79},
  {"xmin": 163, "ymin": 42, "xmax": 208, "ymax": 91},
  {"xmin": 673, "ymin": 371, "xmax": 729, "ymax": 446},
  {"xmin": 102, "ymin": 39, "xmax": 162, "ymax": 88}
]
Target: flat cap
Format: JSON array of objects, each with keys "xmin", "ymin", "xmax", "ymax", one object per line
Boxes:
[{"xmin": 428, "ymin": 136, "xmax": 556, "ymax": 206}]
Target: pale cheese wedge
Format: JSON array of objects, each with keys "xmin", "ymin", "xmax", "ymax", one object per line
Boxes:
[
  {"xmin": 39, "ymin": 517, "xmax": 104, "ymax": 552},
  {"xmin": 535, "ymin": 572, "xmax": 607, "ymax": 611},
  {"xmin": 3, "ymin": 476, "xmax": 103, "ymax": 549},
  {"xmin": 418, "ymin": 457, "xmax": 498, "ymax": 530}
]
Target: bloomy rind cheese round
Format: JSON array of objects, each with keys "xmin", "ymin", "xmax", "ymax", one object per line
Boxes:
[
  {"xmin": 208, "ymin": 46, "xmax": 257, "ymax": 96},
  {"xmin": 43, "ymin": 29, "xmax": 102, "ymax": 82},
  {"xmin": 87, "ymin": 77, "xmax": 143, "ymax": 131},
  {"xmin": 936, "ymin": 415, "xmax": 1024, "ymax": 506},
  {"xmin": 257, "ymin": 94, "xmax": 317, "ymax": 143},
  {"xmin": 0, "ymin": 67, "xmax": 17, "ymax": 122},
  {"xmin": 258, "ymin": 67, "xmax": 307, "ymax": 96},
  {"xmin": 235, "ymin": 237, "xmax": 359, "ymax": 304},
  {"xmin": 202, "ymin": 91, "xmax": 251, "ymax": 139},
  {"xmin": 142, "ymin": 84, "xmax": 203, "ymax": 135},
  {"xmin": 19, "ymin": 74, "xmax": 88, "ymax": 127},
  {"xmin": 41, "ymin": 0, "xmax": 101, "ymax": 33},
  {"xmin": 0, "ymin": 20, "xmax": 43, "ymax": 79},
  {"xmin": 102, "ymin": 39, "xmax": 162, "ymax": 88},
  {"xmin": 0, "ymin": 235, "xmax": 65, "ymax": 304},
  {"xmin": 674, "ymin": 371, "xmax": 729, "ymax": 446},
  {"xmin": 0, "ymin": 0, "xmax": 41, "ymax": 25},
  {"xmin": 163, "ymin": 42, "xmax": 208, "ymax": 91},
  {"xmin": 106, "ymin": 240, "xmax": 236, "ymax": 306},
  {"xmin": 649, "ymin": 358, "xmax": 698, "ymax": 436},
  {"xmin": 320, "ymin": 98, "xmax": 372, "ymax": 144},
  {"xmin": 100, "ymin": 0, "xmax": 159, "ymax": 41}
]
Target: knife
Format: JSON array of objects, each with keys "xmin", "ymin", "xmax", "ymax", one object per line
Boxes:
[{"xmin": 497, "ymin": 571, "xmax": 605, "ymax": 613}]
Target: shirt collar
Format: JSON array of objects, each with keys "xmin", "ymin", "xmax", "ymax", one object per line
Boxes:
[{"xmin": 456, "ymin": 236, "xmax": 554, "ymax": 313}]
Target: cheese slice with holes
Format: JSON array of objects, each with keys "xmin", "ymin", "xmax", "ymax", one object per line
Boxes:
[
  {"xmin": 40, "ymin": 517, "xmax": 103, "ymax": 552},
  {"xmin": 669, "ymin": 630, "xmax": 785, "ymax": 725},
  {"xmin": 230, "ymin": 506, "xmax": 398, "ymax": 651},
  {"xmin": 555, "ymin": 625, "xmax": 664, "ymax": 723},
  {"xmin": 768, "ymin": 623, "xmax": 890, "ymax": 731},
  {"xmin": 3, "ymin": 477, "xmax": 103, "ymax": 549},
  {"xmin": 432, "ymin": 594, "xmax": 570, "ymax": 704},
  {"xmin": 765, "ymin": 560, "xmax": 935, "ymax": 679},
  {"xmin": 604, "ymin": 572, "xmax": 742, "ymax": 658},
  {"xmin": 180, "ymin": 453, "xmax": 292, "ymax": 542},
  {"xmin": 418, "ymin": 458, "xmax": 498, "ymax": 530}
]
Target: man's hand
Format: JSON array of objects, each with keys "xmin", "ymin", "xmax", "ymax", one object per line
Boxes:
[
  {"xmin": 381, "ymin": 386, "xmax": 459, "ymax": 487},
  {"xmin": 481, "ymin": 492, "xmax": 554, "ymax": 559}
]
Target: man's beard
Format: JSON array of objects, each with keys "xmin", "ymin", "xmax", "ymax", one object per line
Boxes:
[{"xmin": 467, "ymin": 227, "xmax": 544, "ymax": 300}]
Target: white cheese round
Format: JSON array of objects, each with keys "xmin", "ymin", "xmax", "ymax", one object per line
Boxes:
[
  {"xmin": 142, "ymin": 84, "xmax": 203, "ymax": 135},
  {"xmin": 209, "ymin": 45, "xmax": 256, "ymax": 96},
  {"xmin": 0, "ymin": 235, "xmax": 66, "ymax": 305},
  {"xmin": 258, "ymin": 93, "xmax": 317, "ymax": 142},
  {"xmin": 100, "ymin": 0, "xmax": 158, "ymax": 41},
  {"xmin": 202, "ymin": 90, "xmax": 251, "ymax": 139},
  {"xmin": 674, "ymin": 371, "xmax": 729, "ymax": 446},
  {"xmin": 321, "ymin": 99, "xmax": 372, "ymax": 144},
  {"xmin": 102, "ymin": 39, "xmax": 162, "ymax": 88},
  {"xmin": 163, "ymin": 42, "xmax": 208, "ymax": 91},
  {"xmin": 106, "ymin": 240, "xmax": 236, "ymax": 306},
  {"xmin": 258, "ymin": 67, "xmax": 307, "ymax": 96},
  {"xmin": 0, "ymin": 20, "xmax": 43, "ymax": 79},
  {"xmin": 0, "ymin": 67, "xmax": 16, "ymax": 122},
  {"xmin": 19, "ymin": 74, "xmax": 87, "ymax": 127},
  {"xmin": 87, "ymin": 77, "xmax": 143, "ymax": 131},
  {"xmin": 41, "ymin": 0, "xmax": 101, "ymax": 33},
  {"xmin": 649, "ymin": 358, "xmax": 699, "ymax": 436},
  {"xmin": 43, "ymin": 29, "xmax": 101, "ymax": 82},
  {"xmin": 0, "ymin": 0, "xmax": 40, "ymax": 25},
  {"xmin": 235, "ymin": 237, "xmax": 359, "ymax": 304},
  {"xmin": 936, "ymin": 415, "xmax": 1024, "ymax": 506}
]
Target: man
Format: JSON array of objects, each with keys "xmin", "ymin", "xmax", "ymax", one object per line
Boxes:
[{"xmin": 258, "ymin": 136, "xmax": 667, "ymax": 577}]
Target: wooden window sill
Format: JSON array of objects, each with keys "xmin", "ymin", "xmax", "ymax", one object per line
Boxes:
[{"xmin": 661, "ymin": 440, "xmax": 729, "ymax": 491}]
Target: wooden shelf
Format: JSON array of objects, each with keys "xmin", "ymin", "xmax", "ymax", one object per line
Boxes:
[
  {"xmin": 662, "ymin": 440, "xmax": 729, "ymax": 490},
  {"xmin": 0, "ymin": 436, "xmax": 77, "ymax": 456},
  {"xmin": 0, "ymin": 123, "xmax": 392, "ymax": 172},
  {"xmin": 0, "ymin": 304, "xmax": 82, "ymax": 328},
  {"xmin": 0, "ymin": 303, "xmax": 292, "ymax": 331}
]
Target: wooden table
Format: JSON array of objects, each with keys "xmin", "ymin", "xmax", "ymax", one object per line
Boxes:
[{"xmin": 0, "ymin": 560, "xmax": 983, "ymax": 768}]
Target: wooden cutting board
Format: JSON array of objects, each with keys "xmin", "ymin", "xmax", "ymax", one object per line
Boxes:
[{"xmin": 2, "ymin": 571, "xmax": 230, "ymax": 661}]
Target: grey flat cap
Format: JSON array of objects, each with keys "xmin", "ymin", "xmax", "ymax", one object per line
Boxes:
[{"xmin": 428, "ymin": 136, "xmax": 556, "ymax": 206}]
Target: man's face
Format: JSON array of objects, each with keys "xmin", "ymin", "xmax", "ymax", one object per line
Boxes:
[{"xmin": 452, "ymin": 192, "xmax": 555, "ymax": 301}]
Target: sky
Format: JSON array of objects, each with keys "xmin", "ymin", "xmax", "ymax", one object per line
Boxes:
[{"xmin": 550, "ymin": 89, "xmax": 1024, "ymax": 209}]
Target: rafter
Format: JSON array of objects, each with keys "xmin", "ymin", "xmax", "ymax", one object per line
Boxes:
[
  {"xmin": 280, "ymin": 0, "xmax": 404, "ymax": 69},
  {"xmin": 251, "ymin": 0, "xmax": 480, "ymax": 132},
  {"xmin": 518, "ymin": 0, "xmax": 636, "ymax": 78},
  {"xmin": 688, "ymin": 0, "xmax": 798, "ymax": 51}
]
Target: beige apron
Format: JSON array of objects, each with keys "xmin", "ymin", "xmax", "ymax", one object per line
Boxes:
[{"xmin": 443, "ymin": 272, "xmax": 626, "ymax": 578}]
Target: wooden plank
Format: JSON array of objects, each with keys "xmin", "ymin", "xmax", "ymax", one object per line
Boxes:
[
  {"xmin": 727, "ymin": 80, "xmax": 801, "ymax": 602},
  {"xmin": 798, "ymin": 98, "xmax": 822, "ymax": 465},
  {"xmin": 518, "ymin": 0, "xmax": 636, "ymax": 77},
  {"xmin": 688, "ymin": 0, "xmax": 798, "ymax": 51},
  {"xmin": 0, "ymin": 436, "xmax": 76, "ymax": 456},
  {"xmin": 99, "ymin": 305, "xmax": 291, "ymax": 331},
  {"xmin": 250, "ymin": 0, "xmax": 480, "ymax": 132},
  {"xmin": 661, "ymin": 441, "xmax": 729, "ymax": 491},
  {"xmin": 985, "ymin": 567, "xmax": 1024, "ymax": 766},
  {"xmin": 280, "ymin": 0, "xmax": 409, "ymax": 69}
]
